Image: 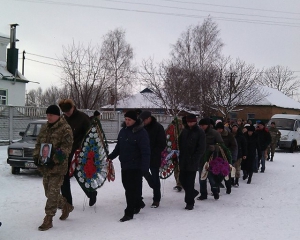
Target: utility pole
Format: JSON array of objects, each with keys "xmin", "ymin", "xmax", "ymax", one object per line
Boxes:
[{"xmin": 22, "ymin": 50, "xmax": 25, "ymax": 75}]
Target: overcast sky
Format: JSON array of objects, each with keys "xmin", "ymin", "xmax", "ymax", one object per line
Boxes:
[{"xmin": 1, "ymin": 0, "xmax": 300, "ymax": 93}]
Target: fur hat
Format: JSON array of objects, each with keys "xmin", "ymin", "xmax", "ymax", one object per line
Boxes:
[
  {"xmin": 186, "ymin": 114, "xmax": 197, "ymax": 123},
  {"xmin": 215, "ymin": 122, "xmax": 224, "ymax": 130},
  {"xmin": 124, "ymin": 110, "xmax": 137, "ymax": 121},
  {"xmin": 58, "ymin": 99, "xmax": 75, "ymax": 112},
  {"xmin": 46, "ymin": 105, "xmax": 61, "ymax": 116},
  {"xmin": 198, "ymin": 118, "xmax": 210, "ymax": 126},
  {"xmin": 139, "ymin": 111, "xmax": 152, "ymax": 121}
]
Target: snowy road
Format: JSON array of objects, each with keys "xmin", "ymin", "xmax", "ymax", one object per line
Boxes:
[{"xmin": 0, "ymin": 145, "xmax": 299, "ymax": 240}]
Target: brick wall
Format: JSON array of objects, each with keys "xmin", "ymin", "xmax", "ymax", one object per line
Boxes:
[{"xmin": 216, "ymin": 105, "xmax": 300, "ymax": 121}]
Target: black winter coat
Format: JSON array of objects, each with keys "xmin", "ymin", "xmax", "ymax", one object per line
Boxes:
[
  {"xmin": 63, "ymin": 108, "xmax": 91, "ymax": 161},
  {"xmin": 233, "ymin": 130, "xmax": 247, "ymax": 159},
  {"xmin": 108, "ymin": 119, "xmax": 150, "ymax": 171},
  {"xmin": 241, "ymin": 132, "xmax": 260, "ymax": 172},
  {"xmin": 143, "ymin": 116, "xmax": 166, "ymax": 168},
  {"xmin": 256, "ymin": 128, "xmax": 272, "ymax": 151},
  {"xmin": 178, "ymin": 124, "xmax": 206, "ymax": 171}
]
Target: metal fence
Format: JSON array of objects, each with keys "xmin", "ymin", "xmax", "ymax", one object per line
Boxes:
[{"xmin": 0, "ymin": 105, "xmax": 173, "ymax": 145}]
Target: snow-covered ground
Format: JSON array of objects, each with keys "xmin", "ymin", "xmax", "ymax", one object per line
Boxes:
[{"xmin": 0, "ymin": 144, "xmax": 299, "ymax": 240}]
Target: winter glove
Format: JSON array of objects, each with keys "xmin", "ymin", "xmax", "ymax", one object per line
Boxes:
[
  {"xmin": 208, "ymin": 145, "xmax": 220, "ymax": 152},
  {"xmin": 44, "ymin": 161, "xmax": 55, "ymax": 168},
  {"xmin": 208, "ymin": 145, "xmax": 215, "ymax": 152}
]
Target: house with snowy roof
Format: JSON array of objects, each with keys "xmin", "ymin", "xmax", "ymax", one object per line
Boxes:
[
  {"xmin": 101, "ymin": 88, "xmax": 167, "ymax": 114},
  {"xmin": 0, "ymin": 24, "xmax": 29, "ymax": 106},
  {"xmin": 229, "ymin": 86, "xmax": 300, "ymax": 122}
]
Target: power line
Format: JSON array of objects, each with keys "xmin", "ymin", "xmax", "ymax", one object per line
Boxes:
[
  {"xmin": 14, "ymin": 0, "xmax": 300, "ymax": 27},
  {"xmin": 24, "ymin": 52, "xmax": 300, "ymax": 75},
  {"xmin": 26, "ymin": 58, "xmax": 63, "ymax": 68},
  {"xmin": 91, "ymin": 0, "xmax": 300, "ymax": 21},
  {"xmin": 161, "ymin": 0, "xmax": 300, "ymax": 15}
]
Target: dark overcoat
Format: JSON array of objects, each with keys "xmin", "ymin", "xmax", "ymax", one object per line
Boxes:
[
  {"xmin": 108, "ymin": 119, "xmax": 150, "ymax": 172},
  {"xmin": 143, "ymin": 116, "xmax": 166, "ymax": 168},
  {"xmin": 178, "ymin": 124, "xmax": 206, "ymax": 171}
]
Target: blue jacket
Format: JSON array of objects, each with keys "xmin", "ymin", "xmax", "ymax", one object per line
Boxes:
[{"xmin": 108, "ymin": 120, "xmax": 150, "ymax": 171}]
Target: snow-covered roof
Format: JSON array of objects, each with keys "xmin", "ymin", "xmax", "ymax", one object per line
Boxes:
[
  {"xmin": 102, "ymin": 86, "xmax": 300, "ymax": 110},
  {"xmin": 0, "ymin": 32, "xmax": 10, "ymax": 39},
  {"xmin": 101, "ymin": 89, "xmax": 163, "ymax": 109},
  {"xmin": 0, "ymin": 61, "xmax": 29, "ymax": 83},
  {"xmin": 253, "ymin": 86, "xmax": 300, "ymax": 109}
]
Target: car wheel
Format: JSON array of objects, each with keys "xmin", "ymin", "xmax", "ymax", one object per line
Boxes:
[
  {"xmin": 290, "ymin": 142, "xmax": 297, "ymax": 153},
  {"xmin": 11, "ymin": 167, "xmax": 20, "ymax": 174}
]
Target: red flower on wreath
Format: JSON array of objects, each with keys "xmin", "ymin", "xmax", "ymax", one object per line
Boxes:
[{"xmin": 84, "ymin": 151, "xmax": 97, "ymax": 179}]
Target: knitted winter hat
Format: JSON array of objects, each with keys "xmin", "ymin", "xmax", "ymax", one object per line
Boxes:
[
  {"xmin": 46, "ymin": 105, "xmax": 61, "ymax": 116},
  {"xmin": 198, "ymin": 118, "xmax": 210, "ymax": 126},
  {"xmin": 257, "ymin": 120, "xmax": 265, "ymax": 126},
  {"xmin": 215, "ymin": 122, "xmax": 224, "ymax": 130},
  {"xmin": 124, "ymin": 110, "xmax": 137, "ymax": 121},
  {"xmin": 139, "ymin": 111, "xmax": 152, "ymax": 121},
  {"xmin": 58, "ymin": 99, "xmax": 75, "ymax": 112},
  {"xmin": 186, "ymin": 114, "xmax": 197, "ymax": 123},
  {"xmin": 231, "ymin": 122, "xmax": 239, "ymax": 128},
  {"xmin": 94, "ymin": 110, "xmax": 100, "ymax": 117},
  {"xmin": 215, "ymin": 119, "xmax": 222, "ymax": 125},
  {"xmin": 247, "ymin": 125, "xmax": 255, "ymax": 132}
]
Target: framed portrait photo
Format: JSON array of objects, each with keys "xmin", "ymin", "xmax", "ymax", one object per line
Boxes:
[{"xmin": 39, "ymin": 143, "xmax": 52, "ymax": 165}]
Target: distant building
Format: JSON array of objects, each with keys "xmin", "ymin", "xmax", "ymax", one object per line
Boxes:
[
  {"xmin": 226, "ymin": 86, "xmax": 300, "ymax": 122},
  {"xmin": 101, "ymin": 88, "xmax": 167, "ymax": 114},
  {"xmin": 0, "ymin": 24, "xmax": 29, "ymax": 106}
]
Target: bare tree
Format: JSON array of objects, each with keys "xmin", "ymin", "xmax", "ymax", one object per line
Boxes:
[
  {"xmin": 140, "ymin": 58, "xmax": 193, "ymax": 116},
  {"xmin": 169, "ymin": 17, "xmax": 224, "ymax": 114},
  {"xmin": 209, "ymin": 58, "xmax": 266, "ymax": 118},
  {"xmin": 59, "ymin": 41, "xmax": 110, "ymax": 110},
  {"xmin": 171, "ymin": 17, "xmax": 223, "ymax": 70},
  {"xmin": 25, "ymin": 87, "xmax": 43, "ymax": 106},
  {"xmin": 101, "ymin": 28, "xmax": 136, "ymax": 111},
  {"xmin": 257, "ymin": 65, "xmax": 300, "ymax": 97}
]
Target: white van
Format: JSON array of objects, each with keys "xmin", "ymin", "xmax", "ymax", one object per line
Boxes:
[{"xmin": 268, "ymin": 114, "xmax": 300, "ymax": 152}]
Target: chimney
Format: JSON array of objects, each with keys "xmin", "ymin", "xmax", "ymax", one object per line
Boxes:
[{"xmin": 7, "ymin": 24, "xmax": 19, "ymax": 75}]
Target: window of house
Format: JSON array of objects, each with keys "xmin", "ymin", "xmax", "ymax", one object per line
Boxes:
[
  {"xmin": 247, "ymin": 113, "xmax": 255, "ymax": 119},
  {"xmin": 229, "ymin": 112, "xmax": 237, "ymax": 121},
  {"xmin": 0, "ymin": 89, "xmax": 7, "ymax": 105}
]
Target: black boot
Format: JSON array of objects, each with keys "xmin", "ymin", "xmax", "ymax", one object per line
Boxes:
[
  {"xmin": 234, "ymin": 178, "xmax": 239, "ymax": 187},
  {"xmin": 270, "ymin": 156, "xmax": 273, "ymax": 162},
  {"xmin": 231, "ymin": 177, "xmax": 234, "ymax": 186},
  {"xmin": 242, "ymin": 171, "xmax": 248, "ymax": 180},
  {"xmin": 247, "ymin": 173, "xmax": 253, "ymax": 184}
]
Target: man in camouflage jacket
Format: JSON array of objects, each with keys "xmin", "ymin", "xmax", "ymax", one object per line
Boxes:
[
  {"xmin": 268, "ymin": 122, "xmax": 281, "ymax": 161},
  {"xmin": 33, "ymin": 105, "xmax": 73, "ymax": 231}
]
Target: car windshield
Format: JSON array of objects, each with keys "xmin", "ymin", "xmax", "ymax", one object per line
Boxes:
[
  {"xmin": 268, "ymin": 118, "xmax": 295, "ymax": 131},
  {"xmin": 24, "ymin": 123, "xmax": 44, "ymax": 138}
]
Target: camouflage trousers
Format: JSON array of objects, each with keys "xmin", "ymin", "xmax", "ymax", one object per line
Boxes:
[
  {"xmin": 268, "ymin": 143, "xmax": 277, "ymax": 157},
  {"xmin": 43, "ymin": 175, "xmax": 65, "ymax": 216}
]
